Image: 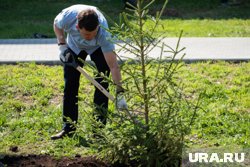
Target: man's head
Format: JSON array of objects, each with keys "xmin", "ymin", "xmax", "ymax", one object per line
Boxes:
[{"xmin": 77, "ymin": 9, "xmax": 99, "ymax": 40}]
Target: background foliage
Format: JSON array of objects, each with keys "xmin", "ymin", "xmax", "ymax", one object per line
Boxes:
[{"xmin": 0, "ymin": 0, "xmax": 249, "ymax": 38}]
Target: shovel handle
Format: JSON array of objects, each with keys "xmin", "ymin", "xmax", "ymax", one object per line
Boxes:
[
  {"xmin": 76, "ymin": 66, "xmax": 115, "ymax": 102},
  {"xmin": 76, "ymin": 66, "xmax": 146, "ymax": 129}
]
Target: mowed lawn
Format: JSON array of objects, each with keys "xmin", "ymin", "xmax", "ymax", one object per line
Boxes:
[{"xmin": 0, "ymin": 62, "xmax": 249, "ymax": 156}]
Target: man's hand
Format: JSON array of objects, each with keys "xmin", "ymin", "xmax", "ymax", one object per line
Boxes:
[
  {"xmin": 116, "ymin": 86, "xmax": 128, "ymax": 110},
  {"xmin": 59, "ymin": 44, "xmax": 72, "ymax": 63},
  {"xmin": 116, "ymin": 93, "xmax": 128, "ymax": 110}
]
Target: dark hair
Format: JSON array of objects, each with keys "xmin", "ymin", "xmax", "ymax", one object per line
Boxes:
[{"xmin": 77, "ymin": 9, "xmax": 99, "ymax": 31}]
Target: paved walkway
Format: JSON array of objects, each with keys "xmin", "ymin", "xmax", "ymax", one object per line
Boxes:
[{"xmin": 0, "ymin": 37, "xmax": 249, "ymax": 64}]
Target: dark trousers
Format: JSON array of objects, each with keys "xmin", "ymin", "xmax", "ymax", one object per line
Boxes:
[{"xmin": 63, "ymin": 47, "xmax": 110, "ymax": 132}]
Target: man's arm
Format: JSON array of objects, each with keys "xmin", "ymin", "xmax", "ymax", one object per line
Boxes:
[
  {"xmin": 103, "ymin": 51, "xmax": 123, "ymax": 91},
  {"xmin": 53, "ymin": 24, "xmax": 66, "ymax": 44},
  {"xmin": 104, "ymin": 51, "xmax": 128, "ymax": 110}
]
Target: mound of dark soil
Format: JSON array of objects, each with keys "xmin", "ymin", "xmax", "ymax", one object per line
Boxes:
[{"xmin": 0, "ymin": 154, "xmax": 109, "ymax": 167}]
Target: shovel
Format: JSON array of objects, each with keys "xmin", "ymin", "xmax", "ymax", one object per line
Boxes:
[{"xmin": 63, "ymin": 49, "xmax": 146, "ymax": 129}]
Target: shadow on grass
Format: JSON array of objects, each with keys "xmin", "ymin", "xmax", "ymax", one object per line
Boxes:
[{"xmin": 153, "ymin": 0, "xmax": 250, "ymax": 19}]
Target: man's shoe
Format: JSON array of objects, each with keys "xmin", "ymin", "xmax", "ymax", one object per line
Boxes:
[{"xmin": 51, "ymin": 130, "xmax": 74, "ymax": 140}]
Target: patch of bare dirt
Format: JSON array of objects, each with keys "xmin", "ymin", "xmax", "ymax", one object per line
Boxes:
[
  {"xmin": 48, "ymin": 94, "xmax": 62, "ymax": 105},
  {"xmin": 0, "ymin": 154, "xmax": 110, "ymax": 167}
]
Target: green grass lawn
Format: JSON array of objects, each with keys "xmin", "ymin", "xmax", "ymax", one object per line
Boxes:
[
  {"xmin": 0, "ymin": 0, "xmax": 249, "ymax": 38},
  {"xmin": 0, "ymin": 62, "xmax": 249, "ymax": 157},
  {"xmin": 152, "ymin": 19, "xmax": 250, "ymax": 37},
  {"xmin": 0, "ymin": 0, "xmax": 249, "ymax": 163}
]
